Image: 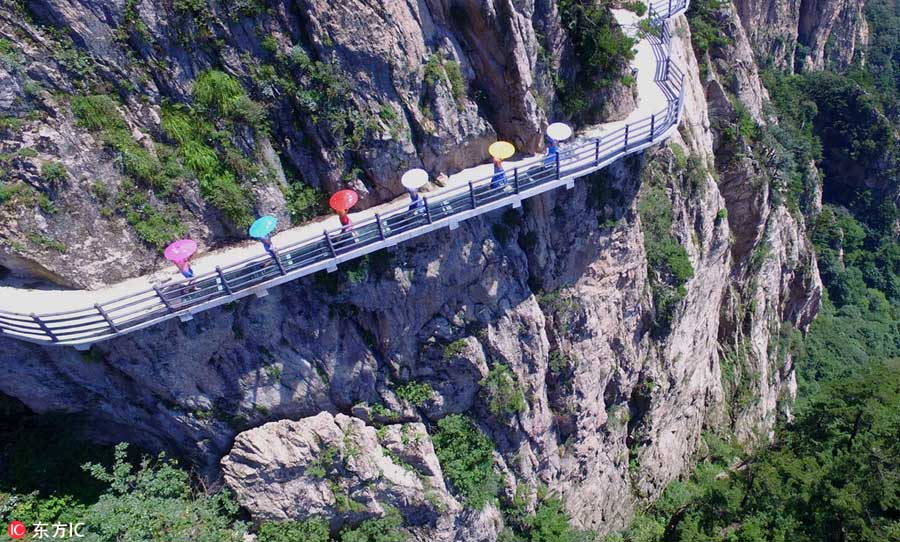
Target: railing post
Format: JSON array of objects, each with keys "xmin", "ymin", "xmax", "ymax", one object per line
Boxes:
[
  {"xmin": 324, "ymin": 230, "xmax": 337, "ymax": 257},
  {"xmin": 668, "ymin": 0, "xmax": 672, "ymax": 14},
  {"xmin": 31, "ymin": 313, "xmax": 57, "ymax": 342},
  {"xmin": 594, "ymin": 139, "xmax": 600, "ymax": 164},
  {"xmin": 375, "ymin": 213, "xmax": 386, "ymax": 240},
  {"xmin": 154, "ymin": 286, "xmax": 175, "ymax": 313},
  {"xmin": 555, "ymin": 151, "xmax": 561, "ymax": 179},
  {"xmin": 94, "ymin": 303, "xmax": 120, "ymax": 333},
  {"xmin": 665, "ymin": 58, "xmax": 670, "ymax": 81},
  {"xmin": 624, "ymin": 124, "xmax": 630, "ymax": 151},
  {"xmin": 650, "ymin": 114, "xmax": 656, "ymax": 141},
  {"xmin": 468, "ymin": 181, "xmax": 477, "ymax": 209},
  {"xmin": 269, "ymin": 247, "xmax": 287, "ymax": 275},
  {"xmin": 216, "ymin": 266, "xmax": 233, "ymax": 295},
  {"xmin": 513, "ymin": 167, "xmax": 520, "ymax": 194},
  {"xmin": 424, "ymin": 197, "xmax": 433, "ymax": 224}
]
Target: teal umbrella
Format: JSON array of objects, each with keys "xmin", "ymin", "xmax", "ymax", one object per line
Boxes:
[{"xmin": 249, "ymin": 216, "xmax": 278, "ymax": 239}]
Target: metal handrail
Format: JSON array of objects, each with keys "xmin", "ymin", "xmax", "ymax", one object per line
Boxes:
[{"xmin": 0, "ymin": 0, "xmax": 691, "ymax": 348}]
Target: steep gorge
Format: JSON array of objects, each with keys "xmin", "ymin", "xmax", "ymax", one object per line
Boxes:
[{"xmin": 0, "ymin": 0, "xmax": 867, "ymax": 539}]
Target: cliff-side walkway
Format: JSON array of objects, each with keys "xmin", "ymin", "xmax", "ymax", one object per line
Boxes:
[{"xmin": 0, "ymin": 0, "xmax": 690, "ymax": 348}]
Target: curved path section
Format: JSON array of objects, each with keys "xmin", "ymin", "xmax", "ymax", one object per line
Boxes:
[{"xmin": 0, "ymin": 0, "xmax": 690, "ymax": 348}]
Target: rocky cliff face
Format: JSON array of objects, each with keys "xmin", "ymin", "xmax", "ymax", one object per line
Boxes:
[
  {"xmin": 0, "ymin": 0, "xmax": 634, "ymax": 288},
  {"xmin": 733, "ymin": 0, "xmax": 869, "ymax": 71},
  {"xmin": 0, "ymin": 0, "xmax": 828, "ymax": 539}
]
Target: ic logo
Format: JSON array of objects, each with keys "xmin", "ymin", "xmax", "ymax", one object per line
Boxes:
[{"xmin": 7, "ymin": 521, "xmax": 26, "ymax": 539}]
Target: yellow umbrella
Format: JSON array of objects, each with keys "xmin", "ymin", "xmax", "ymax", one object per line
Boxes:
[{"xmin": 488, "ymin": 141, "xmax": 516, "ymax": 161}]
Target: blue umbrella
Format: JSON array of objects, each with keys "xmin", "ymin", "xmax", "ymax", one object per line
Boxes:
[{"xmin": 249, "ymin": 216, "xmax": 278, "ymax": 239}]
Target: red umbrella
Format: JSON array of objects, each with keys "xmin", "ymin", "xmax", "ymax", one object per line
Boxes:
[{"xmin": 329, "ymin": 189, "xmax": 359, "ymax": 213}]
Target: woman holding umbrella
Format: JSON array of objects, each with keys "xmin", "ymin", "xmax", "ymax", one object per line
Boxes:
[
  {"xmin": 330, "ymin": 189, "xmax": 359, "ymax": 234},
  {"xmin": 489, "ymin": 141, "xmax": 515, "ymax": 190},
  {"xmin": 250, "ymin": 215, "xmax": 278, "ymax": 255},
  {"xmin": 401, "ymin": 168, "xmax": 428, "ymax": 213},
  {"xmin": 164, "ymin": 239, "xmax": 198, "ymax": 279},
  {"xmin": 545, "ymin": 122, "xmax": 573, "ymax": 168}
]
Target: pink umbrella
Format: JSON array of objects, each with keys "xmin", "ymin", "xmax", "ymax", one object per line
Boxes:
[
  {"xmin": 164, "ymin": 239, "xmax": 198, "ymax": 264},
  {"xmin": 329, "ymin": 189, "xmax": 359, "ymax": 213}
]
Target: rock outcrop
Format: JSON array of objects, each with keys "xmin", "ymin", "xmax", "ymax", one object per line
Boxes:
[
  {"xmin": 221, "ymin": 413, "xmax": 502, "ymax": 541},
  {"xmin": 733, "ymin": 0, "xmax": 869, "ymax": 71},
  {"xmin": 223, "ymin": 414, "xmax": 453, "ymax": 531}
]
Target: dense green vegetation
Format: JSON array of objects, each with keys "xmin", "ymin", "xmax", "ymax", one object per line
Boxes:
[
  {"xmin": 257, "ymin": 509, "xmax": 403, "ymax": 542},
  {"xmin": 0, "ymin": 431, "xmax": 409, "ymax": 542},
  {"xmin": 638, "ymin": 168, "xmax": 694, "ymax": 336},
  {"xmin": 480, "ymin": 364, "xmax": 527, "ymax": 416},
  {"xmin": 860, "ymin": 0, "xmax": 900, "ymax": 107},
  {"xmin": 556, "ymin": 0, "xmax": 636, "ymax": 118},
  {"xmin": 395, "ymin": 380, "xmax": 435, "ymax": 406},
  {"xmin": 608, "ymin": 363, "xmax": 900, "ymax": 542},
  {"xmin": 1, "ymin": 442, "xmax": 248, "ymax": 541},
  {"xmin": 161, "ymin": 69, "xmax": 267, "ymax": 230},
  {"xmin": 71, "ymin": 94, "xmax": 186, "ymax": 248},
  {"xmin": 431, "ymin": 414, "xmax": 499, "ymax": 508},
  {"xmin": 501, "ymin": 490, "xmax": 596, "ymax": 542}
]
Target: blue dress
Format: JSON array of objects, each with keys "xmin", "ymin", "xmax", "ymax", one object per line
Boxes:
[
  {"xmin": 409, "ymin": 194, "xmax": 425, "ymax": 212},
  {"xmin": 544, "ymin": 136, "xmax": 559, "ymax": 168},
  {"xmin": 491, "ymin": 164, "xmax": 507, "ymax": 189}
]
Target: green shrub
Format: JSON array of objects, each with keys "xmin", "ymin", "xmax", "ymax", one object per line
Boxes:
[
  {"xmin": 423, "ymin": 53, "xmax": 466, "ymax": 110},
  {"xmin": 396, "ymin": 381, "xmax": 434, "ymax": 406},
  {"xmin": 260, "ymin": 36, "xmax": 279, "ymax": 55},
  {"xmin": 72, "ymin": 94, "xmax": 175, "ymax": 195},
  {"xmin": 504, "ymin": 496, "xmax": 595, "ymax": 542},
  {"xmin": 258, "ymin": 519, "xmax": 330, "ymax": 542},
  {"xmin": 0, "ymin": 182, "xmax": 36, "ymax": 207},
  {"xmin": 623, "ymin": 1, "xmax": 646, "ymax": 16},
  {"xmin": 193, "ymin": 70, "xmax": 246, "ymax": 117},
  {"xmin": 480, "ymin": 364, "xmax": 526, "ymax": 416},
  {"xmin": 27, "ymin": 233, "xmax": 66, "ymax": 253},
  {"xmin": 431, "ymin": 414, "xmax": 498, "ymax": 508},
  {"xmin": 686, "ymin": 0, "xmax": 730, "ymax": 56},
  {"xmin": 284, "ymin": 181, "xmax": 327, "ymax": 223},
  {"xmin": 548, "ymin": 350, "xmax": 571, "ymax": 374},
  {"xmin": 443, "ymin": 339, "xmax": 468, "ymax": 360},
  {"xmin": 161, "ymin": 105, "xmax": 255, "ymax": 228},
  {"xmin": 370, "ymin": 403, "xmax": 398, "ymax": 422},
  {"xmin": 639, "ymin": 184, "xmax": 694, "ymax": 285},
  {"xmin": 305, "ymin": 445, "xmax": 338, "ymax": 479},
  {"xmin": 81, "ymin": 443, "xmax": 247, "ymax": 541},
  {"xmin": 40, "ymin": 162, "xmax": 68, "ymax": 184},
  {"xmin": 612, "ymin": 363, "xmax": 900, "ymax": 542},
  {"xmin": 638, "ymin": 180, "xmax": 693, "ymax": 335},
  {"xmin": 339, "ymin": 506, "xmax": 404, "ymax": 542},
  {"xmin": 71, "ymin": 95, "xmax": 127, "ymax": 132},
  {"xmin": 113, "ymin": 182, "xmax": 185, "ymax": 249},
  {"xmin": 556, "ymin": 0, "xmax": 636, "ymax": 118}
]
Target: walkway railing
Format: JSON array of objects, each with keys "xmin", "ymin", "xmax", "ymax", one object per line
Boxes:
[{"xmin": 0, "ymin": 0, "xmax": 690, "ymax": 348}]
